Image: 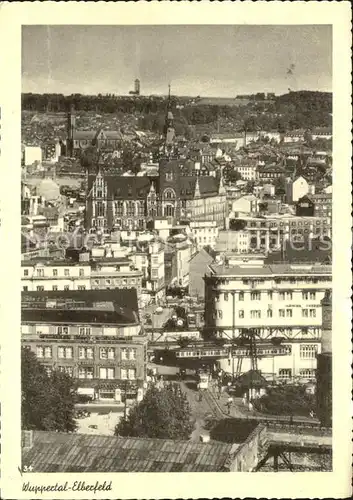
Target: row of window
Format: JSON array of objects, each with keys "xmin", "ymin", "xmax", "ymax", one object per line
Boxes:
[
  {"xmin": 55, "ymin": 366, "xmax": 137, "ymax": 380},
  {"xmin": 219, "ymin": 291, "xmax": 317, "ymax": 301},
  {"xmin": 113, "ymin": 201, "xmax": 145, "ymax": 216},
  {"xmin": 23, "ymin": 285, "xmax": 87, "ymax": 292},
  {"xmin": 278, "ymin": 368, "xmax": 316, "ymax": 379},
  {"xmin": 213, "ymin": 308, "xmax": 317, "ymax": 319},
  {"xmin": 37, "ymin": 346, "xmax": 137, "ymax": 360},
  {"xmin": 248, "ymin": 220, "xmax": 328, "ymax": 228},
  {"xmin": 24, "ymin": 268, "xmax": 85, "ymax": 278}
]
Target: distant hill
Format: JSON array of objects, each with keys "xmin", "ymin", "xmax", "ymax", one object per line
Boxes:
[{"xmin": 275, "ymin": 91, "xmax": 332, "ymax": 113}]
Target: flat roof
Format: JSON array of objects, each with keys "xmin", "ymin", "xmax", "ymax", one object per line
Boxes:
[{"xmin": 208, "ymin": 263, "xmax": 332, "ymax": 277}]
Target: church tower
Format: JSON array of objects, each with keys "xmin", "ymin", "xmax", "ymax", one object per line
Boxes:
[
  {"xmin": 163, "ymin": 84, "xmax": 176, "ymax": 158},
  {"xmin": 66, "ymin": 104, "xmax": 76, "ymax": 157}
]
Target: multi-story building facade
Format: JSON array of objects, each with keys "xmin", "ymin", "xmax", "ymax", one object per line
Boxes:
[
  {"xmin": 21, "ymin": 289, "xmax": 147, "ymax": 402},
  {"xmin": 85, "ymin": 161, "xmax": 227, "ymax": 231},
  {"xmin": 215, "ymin": 230, "xmax": 250, "ymax": 254},
  {"xmin": 296, "ymin": 193, "xmax": 332, "ymax": 219},
  {"xmin": 285, "ymin": 175, "xmax": 310, "ymax": 204},
  {"xmin": 22, "ymin": 259, "xmax": 91, "ymax": 292},
  {"xmin": 232, "ymin": 162, "xmax": 258, "ymax": 181},
  {"xmin": 229, "ymin": 214, "xmax": 331, "ymax": 253},
  {"xmin": 90, "ymin": 256, "xmax": 143, "ymax": 298},
  {"xmin": 203, "ymin": 262, "xmax": 332, "ymax": 382},
  {"xmin": 130, "ymin": 241, "xmax": 165, "ymax": 303},
  {"xmin": 189, "ymin": 220, "xmax": 219, "ymax": 250},
  {"xmin": 21, "ymin": 256, "xmax": 143, "ymax": 297}
]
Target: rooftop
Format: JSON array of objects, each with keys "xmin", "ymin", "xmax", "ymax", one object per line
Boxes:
[
  {"xmin": 21, "ymin": 289, "xmax": 139, "ymax": 318},
  {"xmin": 21, "ymin": 305, "xmax": 139, "ymax": 325},
  {"xmin": 208, "ymin": 263, "xmax": 332, "ymax": 277},
  {"xmin": 22, "ymin": 431, "xmax": 234, "ymax": 472}
]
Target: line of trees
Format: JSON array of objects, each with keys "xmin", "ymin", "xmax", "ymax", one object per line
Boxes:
[{"xmin": 22, "ymin": 91, "xmax": 332, "ymax": 133}]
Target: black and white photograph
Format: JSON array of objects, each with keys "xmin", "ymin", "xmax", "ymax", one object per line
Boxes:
[{"xmin": 0, "ymin": 2, "xmax": 352, "ymax": 499}]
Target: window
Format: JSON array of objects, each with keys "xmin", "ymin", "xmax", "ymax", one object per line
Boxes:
[
  {"xmin": 24, "ymin": 269, "xmax": 29, "ymax": 276},
  {"xmin": 78, "ymin": 347, "xmax": 94, "ymax": 359},
  {"xmin": 267, "ymin": 309, "xmax": 273, "ymax": 318},
  {"xmin": 309, "ymin": 309, "xmax": 316, "ymax": 318},
  {"xmin": 79, "ymin": 268, "xmax": 84, "ymax": 277},
  {"xmin": 121, "ymin": 348, "xmax": 136, "ymax": 360},
  {"xmin": 53, "ymin": 269, "xmax": 58, "ymax": 277},
  {"xmin": 224, "ymin": 293, "xmax": 229, "ymax": 302},
  {"xmin": 77, "ymin": 285, "xmax": 86, "ymax": 290},
  {"xmin": 64, "ymin": 285, "xmax": 70, "ymax": 291},
  {"xmin": 115, "ymin": 201, "xmax": 124, "ymax": 216},
  {"xmin": 267, "ymin": 292, "xmax": 273, "ymax": 300},
  {"xmin": 44, "ymin": 366, "xmax": 52, "ymax": 377},
  {"xmin": 78, "ymin": 367, "xmax": 94, "ymax": 379},
  {"xmin": 278, "ymin": 368, "xmax": 292, "ymax": 380},
  {"xmin": 64, "ymin": 269, "xmax": 70, "ymax": 277},
  {"xmin": 44, "ymin": 346, "xmax": 52, "ymax": 358},
  {"xmin": 79, "ymin": 327, "xmax": 91, "ymax": 336},
  {"xmin": 126, "ymin": 201, "xmax": 135, "ymax": 217},
  {"xmin": 58, "ymin": 366, "xmax": 73, "ymax": 376},
  {"xmin": 58, "ymin": 347, "xmax": 73, "ymax": 359},
  {"xmin": 286, "ymin": 309, "xmax": 293, "ymax": 318},
  {"xmin": 23, "ymin": 286, "xmax": 28, "ymax": 291},
  {"xmin": 239, "ymin": 292, "xmax": 244, "ymax": 301},
  {"xmin": 309, "ymin": 292, "xmax": 316, "ymax": 300},
  {"xmin": 99, "ymin": 367, "xmax": 115, "ymax": 379},
  {"xmin": 250, "ymin": 310, "xmax": 261, "ymax": 319},
  {"xmin": 36, "ymin": 346, "xmax": 44, "ymax": 358},
  {"xmin": 279, "ymin": 309, "xmax": 285, "ymax": 318},
  {"xmin": 57, "ymin": 326, "xmax": 69, "ymax": 335},
  {"xmin": 299, "ymin": 368, "xmax": 316, "ymax": 379},
  {"xmin": 286, "ymin": 292, "xmax": 293, "ymax": 300},
  {"xmin": 121, "ymin": 368, "xmax": 136, "ymax": 380},
  {"xmin": 251, "ymin": 292, "xmax": 261, "ymax": 301},
  {"xmin": 300, "ymin": 344, "xmax": 317, "ymax": 359},
  {"xmin": 100, "ymin": 347, "xmax": 115, "ymax": 360},
  {"xmin": 218, "ymin": 310, "xmax": 223, "ymax": 319},
  {"xmin": 302, "ymin": 309, "xmax": 309, "ymax": 318},
  {"xmin": 279, "ymin": 292, "xmax": 285, "ymax": 300},
  {"xmin": 37, "ymin": 269, "xmax": 44, "ymax": 277},
  {"xmin": 302, "ymin": 292, "xmax": 309, "ymax": 300},
  {"xmin": 52, "ymin": 285, "xmax": 58, "ymax": 291},
  {"xmin": 36, "ymin": 286, "xmax": 44, "ymax": 291}
]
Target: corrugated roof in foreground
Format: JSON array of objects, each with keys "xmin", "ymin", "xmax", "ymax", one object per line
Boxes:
[{"xmin": 22, "ymin": 431, "xmax": 233, "ymax": 473}]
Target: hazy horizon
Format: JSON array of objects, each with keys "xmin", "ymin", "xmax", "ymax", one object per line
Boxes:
[{"xmin": 22, "ymin": 25, "xmax": 332, "ymax": 97}]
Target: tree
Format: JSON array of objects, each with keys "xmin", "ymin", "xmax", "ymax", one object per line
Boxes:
[
  {"xmin": 252, "ymin": 385, "xmax": 315, "ymax": 417},
  {"xmin": 115, "ymin": 385, "xmax": 194, "ymax": 439},
  {"xmin": 21, "ymin": 347, "xmax": 77, "ymax": 432}
]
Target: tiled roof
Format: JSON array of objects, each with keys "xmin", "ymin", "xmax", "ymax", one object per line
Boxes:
[{"xmin": 22, "ymin": 431, "xmax": 233, "ymax": 473}]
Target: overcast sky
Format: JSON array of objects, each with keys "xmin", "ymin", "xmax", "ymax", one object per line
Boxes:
[{"xmin": 22, "ymin": 25, "xmax": 332, "ymax": 97}]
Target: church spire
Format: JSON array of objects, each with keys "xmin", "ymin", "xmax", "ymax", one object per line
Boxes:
[{"xmin": 163, "ymin": 83, "xmax": 176, "ymax": 158}]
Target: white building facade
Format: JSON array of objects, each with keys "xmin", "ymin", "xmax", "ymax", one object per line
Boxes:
[
  {"xmin": 204, "ymin": 263, "xmax": 332, "ymax": 382},
  {"xmin": 190, "ymin": 220, "xmax": 219, "ymax": 250}
]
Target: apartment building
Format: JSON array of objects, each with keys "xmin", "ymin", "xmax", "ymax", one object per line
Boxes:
[
  {"xmin": 130, "ymin": 241, "xmax": 165, "ymax": 303},
  {"xmin": 189, "ymin": 220, "xmax": 219, "ymax": 250},
  {"xmin": 230, "ymin": 214, "xmax": 331, "ymax": 253},
  {"xmin": 204, "ymin": 262, "xmax": 332, "ymax": 382},
  {"xmin": 22, "ymin": 259, "xmax": 91, "ymax": 292},
  {"xmin": 21, "ymin": 289, "xmax": 147, "ymax": 402}
]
